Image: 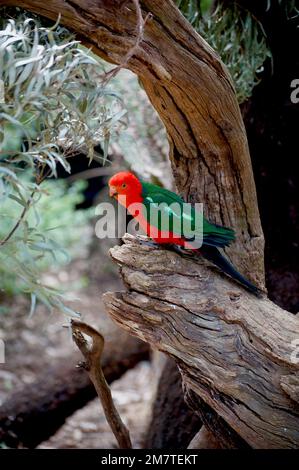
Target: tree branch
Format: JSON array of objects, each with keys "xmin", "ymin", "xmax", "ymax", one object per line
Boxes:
[
  {"xmin": 71, "ymin": 320, "xmax": 132, "ymax": 449},
  {"xmin": 103, "ymin": 234, "xmax": 299, "ymax": 449},
  {"xmin": 0, "ymin": 320, "xmax": 148, "ymax": 448},
  {"xmin": 3, "ymin": 0, "xmax": 278, "ymax": 447}
]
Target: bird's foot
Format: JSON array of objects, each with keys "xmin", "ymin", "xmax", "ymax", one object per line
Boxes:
[{"xmin": 165, "ymin": 244, "xmax": 195, "ymax": 258}]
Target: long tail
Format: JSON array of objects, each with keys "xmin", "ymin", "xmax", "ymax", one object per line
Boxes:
[{"xmin": 199, "ymin": 245, "xmax": 261, "ymax": 296}]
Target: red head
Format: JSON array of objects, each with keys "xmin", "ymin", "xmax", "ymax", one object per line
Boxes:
[{"xmin": 108, "ymin": 171, "xmax": 142, "ymax": 202}]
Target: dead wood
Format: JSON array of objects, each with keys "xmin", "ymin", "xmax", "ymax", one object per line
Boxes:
[{"xmin": 103, "ymin": 234, "xmax": 299, "ymax": 448}]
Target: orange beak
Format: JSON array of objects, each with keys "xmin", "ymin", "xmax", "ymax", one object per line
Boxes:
[{"xmin": 109, "ymin": 186, "xmax": 117, "ymax": 198}]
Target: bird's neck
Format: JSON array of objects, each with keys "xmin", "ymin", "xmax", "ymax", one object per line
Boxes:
[{"xmin": 117, "ymin": 192, "xmax": 143, "ymax": 210}]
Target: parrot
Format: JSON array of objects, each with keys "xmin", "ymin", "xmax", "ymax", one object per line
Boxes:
[{"xmin": 108, "ymin": 171, "xmax": 260, "ymax": 295}]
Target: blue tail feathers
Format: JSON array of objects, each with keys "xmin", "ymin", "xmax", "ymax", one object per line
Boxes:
[{"xmin": 199, "ymin": 245, "xmax": 261, "ymax": 296}]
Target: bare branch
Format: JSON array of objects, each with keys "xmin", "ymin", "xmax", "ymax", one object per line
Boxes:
[
  {"xmin": 71, "ymin": 320, "xmax": 132, "ymax": 449},
  {"xmin": 103, "ymin": 234, "xmax": 299, "ymax": 448},
  {"xmin": 188, "ymin": 426, "xmax": 222, "ymax": 449}
]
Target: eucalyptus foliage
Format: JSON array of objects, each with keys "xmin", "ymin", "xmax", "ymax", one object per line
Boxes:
[
  {"xmin": 177, "ymin": 1, "xmax": 271, "ymax": 103},
  {"xmin": 0, "ymin": 16, "xmax": 127, "ymax": 167},
  {"xmin": 0, "ymin": 15, "xmax": 127, "ymax": 315},
  {"xmin": 0, "ymin": 179, "xmax": 92, "ymax": 316}
]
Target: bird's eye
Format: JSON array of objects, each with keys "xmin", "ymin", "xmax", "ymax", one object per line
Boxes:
[{"xmin": 122, "ymin": 183, "xmax": 127, "ymax": 189}]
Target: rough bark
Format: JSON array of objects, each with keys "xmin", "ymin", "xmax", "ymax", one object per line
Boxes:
[
  {"xmin": 4, "ymin": 0, "xmax": 265, "ymax": 287},
  {"xmin": 0, "ymin": 331, "xmax": 148, "ymax": 448},
  {"xmin": 103, "ymin": 234, "xmax": 299, "ymax": 449}
]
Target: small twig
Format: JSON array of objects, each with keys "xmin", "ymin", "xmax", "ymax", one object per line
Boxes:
[
  {"xmin": 71, "ymin": 320, "xmax": 132, "ymax": 449},
  {"xmin": 102, "ymin": 0, "xmax": 152, "ymax": 85},
  {"xmin": 0, "ymin": 163, "xmax": 51, "ymax": 247},
  {"xmin": 0, "ymin": 190, "xmax": 35, "ymax": 247}
]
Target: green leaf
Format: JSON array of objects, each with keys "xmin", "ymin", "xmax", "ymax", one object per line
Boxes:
[
  {"xmin": 0, "ymin": 166, "xmax": 17, "ymax": 179},
  {"xmin": 29, "ymin": 292, "xmax": 36, "ymax": 317}
]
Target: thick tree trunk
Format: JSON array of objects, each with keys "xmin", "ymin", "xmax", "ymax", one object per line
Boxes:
[{"xmin": 103, "ymin": 234, "xmax": 299, "ymax": 448}]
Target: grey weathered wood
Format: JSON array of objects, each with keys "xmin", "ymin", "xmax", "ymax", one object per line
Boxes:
[{"xmin": 103, "ymin": 234, "xmax": 299, "ymax": 449}]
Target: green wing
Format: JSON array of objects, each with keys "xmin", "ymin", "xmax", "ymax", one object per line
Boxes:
[{"xmin": 141, "ymin": 182, "xmax": 235, "ymax": 248}]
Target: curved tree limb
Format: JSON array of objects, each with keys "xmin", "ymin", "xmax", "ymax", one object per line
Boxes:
[
  {"xmin": 103, "ymin": 234, "xmax": 299, "ymax": 449},
  {"xmin": 71, "ymin": 320, "xmax": 132, "ymax": 449}
]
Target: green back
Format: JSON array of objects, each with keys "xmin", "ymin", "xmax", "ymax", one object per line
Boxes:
[{"xmin": 141, "ymin": 182, "xmax": 235, "ymax": 248}]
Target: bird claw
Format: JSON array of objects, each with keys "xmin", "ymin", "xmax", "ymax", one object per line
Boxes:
[
  {"xmin": 135, "ymin": 237, "xmax": 195, "ymax": 259},
  {"xmin": 165, "ymin": 244, "xmax": 194, "ymax": 258}
]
